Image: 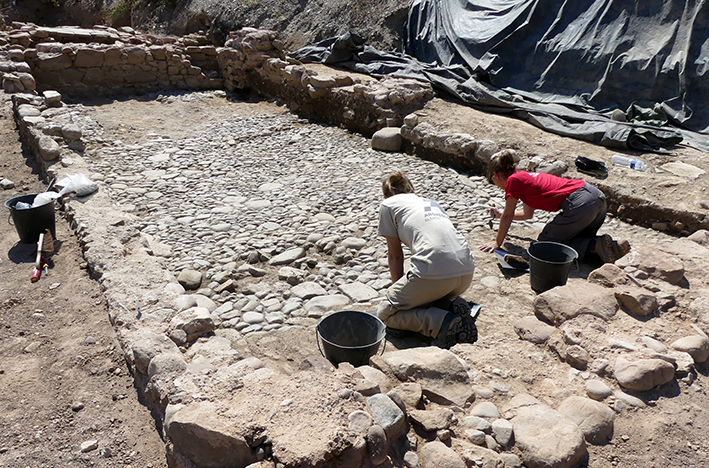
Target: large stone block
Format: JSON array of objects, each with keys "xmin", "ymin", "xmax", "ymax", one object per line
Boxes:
[
  {"xmin": 38, "ymin": 135, "xmax": 61, "ymax": 161},
  {"xmin": 372, "ymin": 127, "xmax": 402, "ymax": 152},
  {"xmin": 17, "ymin": 73, "xmax": 36, "ymax": 91},
  {"xmin": 375, "ymin": 347, "xmax": 475, "ymax": 407},
  {"xmin": 509, "ymin": 394, "xmax": 587, "ymax": 468},
  {"xmin": 366, "ymin": 394, "xmax": 407, "ymax": 440},
  {"xmin": 60, "ymin": 67, "xmax": 84, "ymax": 82},
  {"xmin": 169, "ymin": 306, "xmax": 215, "ymax": 342},
  {"xmin": 125, "ymin": 46, "xmax": 147, "ymax": 64},
  {"xmin": 533, "ymin": 282, "xmax": 619, "ymax": 325},
  {"xmin": 148, "ymin": 45, "xmax": 168, "ymax": 60},
  {"xmin": 614, "ymin": 286, "xmax": 659, "ymax": 316},
  {"xmin": 557, "ymin": 396, "xmax": 615, "ymax": 445},
  {"xmin": 165, "ymin": 402, "xmax": 257, "ymax": 468},
  {"xmin": 419, "ymin": 441, "xmax": 466, "ymax": 468},
  {"xmin": 36, "ymin": 53, "xmax": 73, "ymax": 71},
  {"xmin": 75, "ymin": 48, "xmax": 104, "ymax": 68},
  {"xmin": 104, "ymin": 47, "xmax": 123, "ymax": 66},
  {"xmin": 83, "ymin": 67, "xmax": 106, "ymax": 85},
  {"xmin": 670, "ymin": 335, "xmax": 709, "ymax": 363},
  {"xmin": 615, "ymin": 245, "xmax": 685, "ymax": 284}
]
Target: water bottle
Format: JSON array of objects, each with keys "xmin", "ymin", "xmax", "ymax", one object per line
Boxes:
[
  {"xmin": 14, "ymin": 201, "xmax": 31, "ymax": 210},
  {"xmin": 611, "ymin": 155, "xmax": 647, "ymax": 171}
]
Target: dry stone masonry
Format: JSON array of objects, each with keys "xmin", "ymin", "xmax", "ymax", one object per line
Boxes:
[
  {"xmin": 2, "ymin": 22, "xmax": 709, "ymax": 468},
  {"xmin": 2, "ymin": 24, "xmax": 474, "ymax": 179},
  {"xmin": 4, "ymin": 21, "xmax": 709, "ymax": 233},
  {"xmin": 5, "ymin": 24, "xmax": 222, "ymax": 94}
]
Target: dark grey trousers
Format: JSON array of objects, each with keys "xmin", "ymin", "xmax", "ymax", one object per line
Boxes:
[{"xmin": 538, "ymin": 183, "xmax": 607, "ymax": 260}]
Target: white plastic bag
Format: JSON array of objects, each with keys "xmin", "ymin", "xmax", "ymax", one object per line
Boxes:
[
  {"xmin": 57, "ymin": 173, "xmax": 99, "ymax": 197},
  {"xmin": 32, "ymin": 191, "xmax": 61, "ymax": 207}
]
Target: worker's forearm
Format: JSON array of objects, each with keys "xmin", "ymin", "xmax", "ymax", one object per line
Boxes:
[
  {"xmin": 496, "ymin": 216, "xmax": 514, "ymax": 246},
  {"xmin": 389, "ymin": 257, "xmax": 404, "ymax": 282}
]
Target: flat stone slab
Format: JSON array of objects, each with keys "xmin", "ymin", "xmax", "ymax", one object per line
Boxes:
[
  {"xmin": 376, "ymin": 347, "xmax": 475, "ymax": 407},
  {"xmin": 304, "ymin": 295, "xmax": 351, "ymax": 315},
  {"xmin": 291, "ymin": 281, "xmax": 328, "ymax": 299},
  {"xmin": 338, "ymin": 282, "xmax": 378, "ymax": 302},
  {"xmin": 269, "ymin": 247, "xmax": 305, "ymax": 266},
  {"xmin": 660, "ymin": 162, "xmax": 706, "ymax": 179}
]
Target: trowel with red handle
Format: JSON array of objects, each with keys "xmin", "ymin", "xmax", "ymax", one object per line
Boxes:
[
  {"xmin": 30, "ymin": 230, "xmax": 54, "ymax": 283},
  {"xmin": 31, "ymin": 232, "xmax": 44, "ymax": 282}
]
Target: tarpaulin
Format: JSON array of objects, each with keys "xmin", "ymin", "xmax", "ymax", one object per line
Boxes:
[{"xmin": 292, "ymin": 1, "xmax": 709, "ymax": 152}]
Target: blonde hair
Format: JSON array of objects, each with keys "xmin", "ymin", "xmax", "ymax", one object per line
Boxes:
[
  {"xmin": 382, "ymin": 171, "xmax": 414, "ymax": 198},
  {"xmin": 487, "ymin": 149, "xmax": 518, "ymax": 184}
]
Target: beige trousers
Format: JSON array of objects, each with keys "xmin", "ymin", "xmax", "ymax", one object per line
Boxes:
[{"xmin": 377, "ymin": 273, "xmax": 474, "ymax": 338}]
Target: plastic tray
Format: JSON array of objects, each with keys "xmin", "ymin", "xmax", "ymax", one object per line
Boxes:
[{"xmin": 494, "ymin": 249, "xmax": 530, "ymax": 272}]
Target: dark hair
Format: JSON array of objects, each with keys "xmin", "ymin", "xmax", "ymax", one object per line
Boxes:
[
  {"xmin": 487, "ymin": 149, "xmax": 518, "ymax": 184},
  {"xmin": 382, "ymin": 171, "xmax": 415, "ymax": 198}
]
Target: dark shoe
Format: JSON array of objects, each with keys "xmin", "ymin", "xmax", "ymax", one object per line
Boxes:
[
  {"xmin": 457, "ymin": 315, "xmax": 478, "ymax": 345},
  {"xmin": 593, "ymin": 234, "xmax": 615, "ymax": 263},
  {"xmin": 432, "ymin": 313, "xmax": 462, "ymax": 349},
  {"xmin": 450, "ymin": 297, "xmax": 472, "ymax": 317},
  {"xmin": 450, "ymin": 297, "xmax": 483, "ymax": 321},
  {"xmin": 432, "ymin": 314, "xmax": 478, "ymax": 349},
  {"xmin": 386, "ymin": 327, "xmax": 411, "ymax": 339}
]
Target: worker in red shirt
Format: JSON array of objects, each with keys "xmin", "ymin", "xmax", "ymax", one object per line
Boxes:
[{"xmin": 479, "ymin": 149, "xmax": 629, "ymax": 263}]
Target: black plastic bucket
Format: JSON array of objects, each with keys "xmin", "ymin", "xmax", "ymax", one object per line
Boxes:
[
  {"xmin": 316, "ymin": 310, "xmax": 386, "ymax": 367},
  {"xmin": 527, "ymin": 242, "xmax": 578, "ymax": 293},
  {"xmin": 4, "ymin": 194, "xmax": 56, "ymax": 244}
]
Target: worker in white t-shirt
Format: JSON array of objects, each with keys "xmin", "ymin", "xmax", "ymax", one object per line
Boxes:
[{"xmin": 377, "ymin": 171, "xmax": 478, "ymax": 349}]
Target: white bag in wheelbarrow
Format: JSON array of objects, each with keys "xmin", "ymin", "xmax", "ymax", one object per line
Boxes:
[{"xmin": 56, "ymin": 173, "xmax": 99, "ymax": 197}]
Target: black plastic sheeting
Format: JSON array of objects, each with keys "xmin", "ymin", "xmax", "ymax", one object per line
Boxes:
[{"xmin": 291, "ymin": 0, "xmax": 709, "ymax": 153}]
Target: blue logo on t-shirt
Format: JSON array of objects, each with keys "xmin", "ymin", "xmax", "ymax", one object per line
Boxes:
[{"xmin": 423, "ymin": 199, "xmax": 449, "ymax": 221}]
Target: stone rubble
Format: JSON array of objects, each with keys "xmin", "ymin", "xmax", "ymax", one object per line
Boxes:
[{"xmin": 1, "ymin": 23, "xmax": 709, "ymax": 468}]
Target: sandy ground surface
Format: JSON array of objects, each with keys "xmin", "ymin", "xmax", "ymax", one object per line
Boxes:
[{"xmin": 1, "ymin": 88, "xmax": 708, "ymax": 468}]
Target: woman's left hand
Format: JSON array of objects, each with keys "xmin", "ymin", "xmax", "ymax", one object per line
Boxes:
[{"xmin": 479, "ymin": 241, "xmax": 499, "ymax": 252}]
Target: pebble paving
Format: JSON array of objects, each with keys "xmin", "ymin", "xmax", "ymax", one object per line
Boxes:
[{"xmin": 69, "ymin": 91, "xmax": 670, "ymax": 337}]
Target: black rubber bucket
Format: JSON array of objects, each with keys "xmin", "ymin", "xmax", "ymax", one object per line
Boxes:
[
  {"xmin": 4, "ymin": 194, "xmax": 56, "ymax": 244},
  {"xmin": 316, "ymin": 310, "xmax": 386, "ymax": 367},
  {"xmin": 527, "ymin": 242, "xmax": 578, "ymax": 293}
]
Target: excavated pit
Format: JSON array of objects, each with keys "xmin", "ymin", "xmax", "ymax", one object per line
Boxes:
[{"xmin": 4, "ymin": 20, "xmax": 709, "ymax": 468}]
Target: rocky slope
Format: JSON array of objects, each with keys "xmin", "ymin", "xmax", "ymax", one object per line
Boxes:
[{"xmin": 1, "ymin": 0, "xmax": 411, "ymax": 51}]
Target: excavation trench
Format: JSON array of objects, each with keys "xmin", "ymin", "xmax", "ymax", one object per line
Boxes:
[{"xmin": 4, "ymin": 22, "xmax": 709, "ymax": 468}]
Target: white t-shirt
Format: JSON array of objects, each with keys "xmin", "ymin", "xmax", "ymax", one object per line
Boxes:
[{"xmin": 378, "ymin": 193, "xmax": 475, "ymax": 279}]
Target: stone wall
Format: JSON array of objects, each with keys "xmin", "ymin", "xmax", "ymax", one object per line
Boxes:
[
  {"xmin": 1, "ymin": 23, "xmax": 493, "ymax": 178},
  {"xmin": 3, "ymin": 22, "xmax": 706, "ymax": 234},
  {"xmin": 4, "ymin": 22, "xmax": 709, "ymax": 468},
  {"xmin": 2, "ymin": 23, "xmax": 222, "ymax": 95},
  {"xmin": 217, "ymin": 27, "xmax": 437, "ymax": 137},
  {"xmin": 1, "ymin": 23, "xmax": 438, "ymax": 138}
]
